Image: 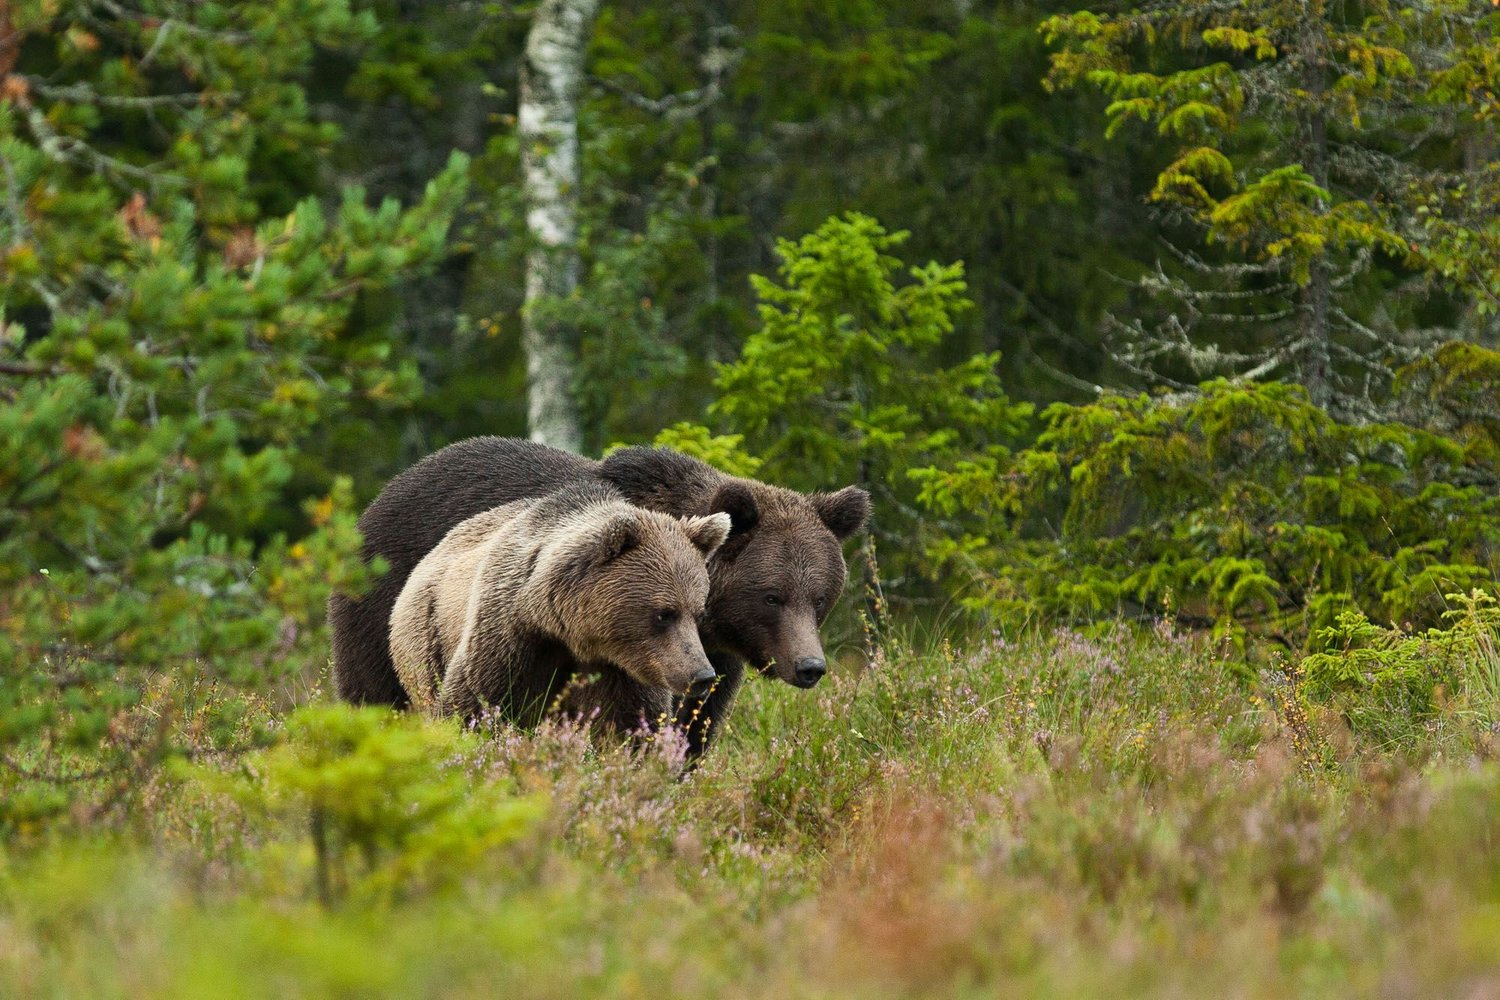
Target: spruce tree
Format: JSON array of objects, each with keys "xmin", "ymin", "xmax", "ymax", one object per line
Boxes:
[{"xmin": 1044, "ymin": 0, "xmax": 1500, "ymax": 417}]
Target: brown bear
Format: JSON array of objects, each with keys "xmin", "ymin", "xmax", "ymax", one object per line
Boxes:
[
  {"xmin": 388, "ymin": 481, "xmax": 731, "ymax": 731},
  {"xmin": 329, "ymin": 438, "xmax": 870, "ymax": 757}
]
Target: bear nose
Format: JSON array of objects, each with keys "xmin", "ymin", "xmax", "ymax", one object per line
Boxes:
[
  {"xmin": 793, "ymin": 657, "xmax": 826, "ymax": 688},
  {"xmin": 687, "ymin": 665, "xmax": 718, "ymax": 699}
]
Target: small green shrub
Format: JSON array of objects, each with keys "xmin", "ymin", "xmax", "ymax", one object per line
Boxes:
[
  {"xmin": 1298, "ymin": 591, "xmax": 1500, "ymax": 748},
  {"xmin": 215, "ymin": 704, "xmax": 545, "ymax": 903}
]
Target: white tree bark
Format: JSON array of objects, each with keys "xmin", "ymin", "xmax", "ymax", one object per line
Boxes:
[
  {"xmin": 1296, "ymin": 6, "xmax": 1333, "ymax": 410},
  {"xmin": 519, "ymin": 0, "xmax": 599, "ymax": 453}
]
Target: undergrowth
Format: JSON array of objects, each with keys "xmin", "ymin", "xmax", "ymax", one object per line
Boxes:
[{"xmin": 3, "ymin": 616, "xmax": 1500, "ymax": 998}]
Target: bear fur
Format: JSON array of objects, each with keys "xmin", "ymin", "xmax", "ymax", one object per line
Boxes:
[
  {"xmin": 388, "ymin": 481, "xmax": 731, "ymax": 731},
  {"xmin": 329, "ymin": 438, "xmax": 870, "ymax": 756}
]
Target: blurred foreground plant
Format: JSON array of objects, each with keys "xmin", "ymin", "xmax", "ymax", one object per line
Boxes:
[{"xmin": 214, "ymin": 705, "xmax": 544, "ymax": 904}]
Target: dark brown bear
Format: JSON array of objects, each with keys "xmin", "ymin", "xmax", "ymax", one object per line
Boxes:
[
  {"xmin": 329, "ymin": 438, "xmax": 870, "ymax": 756},
  {"xmin": 388, "ymin": 481, "xmax": 730, "ymax": 732}
]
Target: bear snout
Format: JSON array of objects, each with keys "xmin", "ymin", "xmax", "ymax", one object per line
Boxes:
[
  {"xmin": 764, "ymin": 617, "xmax": 828, "ymax": 688},
  {"xmin": 686, "ymin": 664, "xmax": 718, "ymax": 699},
  {"xmin": 792, "ymin": 656, "xmax": 826, "ymax": 688}
]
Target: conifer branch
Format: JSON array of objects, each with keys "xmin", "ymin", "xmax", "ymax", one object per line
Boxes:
[
  {"xmin": 21, "ymin": 103, "xmax": 185, "ymax": 188},
  {"xmin": 91, "ymin": 0, "xmax": 251, "ymax": 44},
  {"xmin": 26, "ymin": 79, "xmax": 228, "ymax": 109},
  {"xmin": 0, "ymin": 360, "xmax": 57, "ymax": 376},
  {"xmin": 590, "ymin": 75, "xmax": 724, "ymax": 120}
]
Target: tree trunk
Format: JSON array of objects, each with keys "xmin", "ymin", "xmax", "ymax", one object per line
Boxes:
[
  {"xmin": 518, "ymin": 0, "xmax": 599, "ymax": 453},
  {"xmin": 1298, "ymin": 3, "xmax": 1332, "ymax": 409},
  {"xmin": 1302, "ymin": 98, "xmax": 1332, "ymax": 410},
  {"xmin": 1, "ymin": 0, "xmax": 21, "ymax": 80}
]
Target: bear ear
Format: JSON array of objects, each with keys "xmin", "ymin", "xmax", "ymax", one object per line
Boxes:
[
  {"xmin": 598, "ymin": 514, "xmax": 640, "ymax": 563},
  {"xmin": 680, "ymin": 512, "xmax": 732, "ymax": 558},
  {"xmin": 708, "ymin": 481, "xmax": 759, "ymax": 539},
  {"xmin": 812, "ymin": 486, "xmax": 870, "ymax": 540}
]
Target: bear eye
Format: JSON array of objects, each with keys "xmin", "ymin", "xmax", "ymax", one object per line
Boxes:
[
  {"xmin": 764, "ymin": 594, "xmax": 782, "ymax": 607},
  {"xmin": 654, "ymin": 609, "xmax": 678, "ymax": 626}
]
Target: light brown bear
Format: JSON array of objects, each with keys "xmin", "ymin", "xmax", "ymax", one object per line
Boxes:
[{"xmin": 389, "ymin": 481, "xmax": 731, "ymax": 732}]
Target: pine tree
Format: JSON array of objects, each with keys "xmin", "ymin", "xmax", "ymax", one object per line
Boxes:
[
  {"xmin": 944, "ymin": 349, "xmax": 1500, "ymax": 647},
  {"xmin": 0, "ymin": 0, "xmax": 467, "ymax": 820}
]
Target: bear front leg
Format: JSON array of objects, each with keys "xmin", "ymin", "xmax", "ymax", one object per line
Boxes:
[
  {"xmin": 674, "ymin": 651, "xmax": 744, "ymax": 761},
  {"xmin": 437, "ymin": 631, "xmax": 528, "ymax": 726},
  {"xmin": 557, "ymin": 664, "xmax": 672, "ymax": 739},
  {"xmin": 436, "ymin": 654, "xmax": 488, "ymax": 724}
]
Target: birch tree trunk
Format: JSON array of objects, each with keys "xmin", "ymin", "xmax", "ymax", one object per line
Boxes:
[
  {"xmin": 518, "ymin": 0, "xmax": 599, "ymax": 453},
  {"xmin": 1295, "ymin": 1, "xmax": 1333, "ymax": 410}
]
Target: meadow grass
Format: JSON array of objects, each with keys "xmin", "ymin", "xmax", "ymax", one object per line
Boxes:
[{"xmin": 3, "ymin": 621, "xmax": 1500, "ymax": 999}]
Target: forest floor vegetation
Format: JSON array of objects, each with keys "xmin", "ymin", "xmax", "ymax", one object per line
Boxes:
[{"xmin": 4, "ymin": 615, "xmax": 1500, "ymax": 998}]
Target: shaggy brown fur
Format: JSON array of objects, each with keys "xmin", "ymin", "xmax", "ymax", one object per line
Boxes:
[
  {"xmin": 388, "ymin": 482, "xmax": 730, "ymax": 731},
  {"xmin": 330, "ymin": 438, "xmax": 870, "ymax": 757},
  {"xmin": 597, "ymin": 446, "xmax": 870, "ymax": 688}
]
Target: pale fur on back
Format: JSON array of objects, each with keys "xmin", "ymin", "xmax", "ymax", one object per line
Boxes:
[
  {"xmin": 389, "ymin": 495, "xmax": 587, "ymax": 717},
  {"xmin": 388, "ymin": 485, "xmax": 729, "ymax": 727},
  {"xmin": 388, "ymin": 501, "xmax": 529, "ymax": 714}
]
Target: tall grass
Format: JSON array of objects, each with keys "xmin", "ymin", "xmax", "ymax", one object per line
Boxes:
[{"xmin": 3, "ymin": 621, "xmax": 1500, "ymax": 998}]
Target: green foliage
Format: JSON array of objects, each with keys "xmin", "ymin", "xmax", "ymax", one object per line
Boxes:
[
  {"xmin": 1301, "ymin": 591, "xmax": 1500, "ymax": 747},
  {"xmin": 963, "ymin": 357, "xmax": 1500, "ymax": 641},
  {"xmin": 540, "ymin": 164, "xmax": 720, "ymax": 448},
  {"xmin": 6, "ymin": 629, "xmax": 1500, "ymax": 995},
  {"xmin": 1043, "ymin": 0, "xmax": 1494, "ymax": 265},
  {"xmin": 1392, "ymin": 340, "xmax": 1500, "ymax": 464},
  {"xmin": 1043, "ymin": 0, "xmax": 1500, "ymax": 410},
  {"xmin": 641, "ymin": 423, "xmax": 763, "ymax": 478},
  {"xmin": 448, "ymin": 0, "xmax": 1156, "ymax": 456},
  {"xmin": 0, "ymin": 0, "xmax": 470, "ymax": 826},
  {"xmin": 6, "ymin": 1, "xmax": 1500, "ymax": 988},
  {"xmin": 663, "ymin": 212, "xmax": 1031, "ymax": 590},
  {"xmin": 216, "ymin": 705, "xmax": 544, "ymax": 903},
  {"xmin": 652, "ymin": 216, "xmax": 1498, "ymax": 636}
]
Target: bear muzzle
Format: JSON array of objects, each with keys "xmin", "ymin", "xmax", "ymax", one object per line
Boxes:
[
  {"xmin": 791, "ymin": 657, "xmax": 826, "ymax": 688},
  {"xmin": 686, "ymin": 664, "xmax": 719, "ymax": 699},
  {"xmin": 762, "ymin": 612, "xmax": 829, "ymax": 688}
]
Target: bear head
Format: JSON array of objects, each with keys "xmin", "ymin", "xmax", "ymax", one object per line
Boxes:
[
  {"xmin": 533, "ymin": 503, "xmax": 732, "ymax": 699},
  {"xmin": 704, "ymin": 480, "xmax": 871, "ymax": 688}
]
